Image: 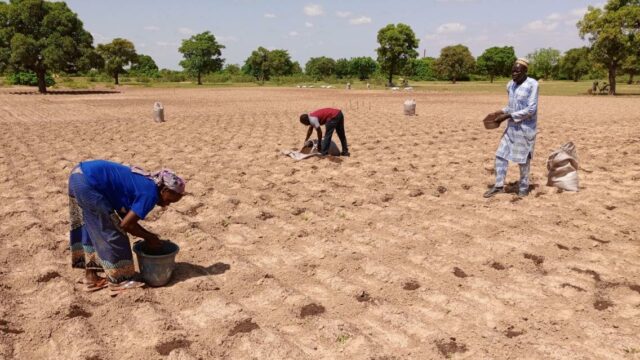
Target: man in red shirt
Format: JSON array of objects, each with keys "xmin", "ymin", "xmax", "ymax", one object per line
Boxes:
[{"xmin": 299, "ymin": 108, "xmax": 350, "ymax": 156}]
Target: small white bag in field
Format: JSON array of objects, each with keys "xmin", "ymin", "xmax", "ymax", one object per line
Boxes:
[
  {"xmin": 547, "ymin": 142, "xmax": 579, "ymax": 192},
  {"xmin": 153, "ymin": 101, "xmax": 165, "ymax": 123},
  {"xmin": 404, "ymin": 99, "xmax": 416, "ymax": 116}
]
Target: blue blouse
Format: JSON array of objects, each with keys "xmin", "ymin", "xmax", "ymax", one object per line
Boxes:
[{"xmin": 80, "ymin": 160, "xmax": 159, "ymax": 219}]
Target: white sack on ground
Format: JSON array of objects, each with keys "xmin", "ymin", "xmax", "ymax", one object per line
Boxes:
[
  {"xmin": 547, "ymin": 142, "xmax": 579, "ymax": 192},
  {"xmin": 282, "ymin": 139, "xmax": 340, "ymax": 161},
  {"xmin": 404, "ymin": 99, "xmax": 416, "ymax": 116},
  {"xmin": 153, "ymin": 102, "xmax": 165, "ymax": 123}
]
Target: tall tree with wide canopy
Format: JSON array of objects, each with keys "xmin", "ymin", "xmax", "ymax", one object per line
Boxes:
[
  {"xmin": 559, "ymin": 47, "xmax": 591, "ymax": 81},
  {"xmin": 243, "ymin": 47, "xmax": 294, "ymax": 81},
  {"xmin": 579, "ymin": 0, "xmax": 640, "ymax": 94},
  {"xmin": 435, "ymin": 44, "xmax": 475, "ymax": 83},
  {"xmin": 267, "ymin": 49, "xmax": 294, "ymax": 77},
  {"xmin": 476, "ymin": 46, "xmax": 516, "ymax": 83},
  {"xmin": 376, "ymin": 23, "xmax": 419, "ymax": 86},
  {"xmin": 0, "ymin": 0, "xmax": 98, "ymax": 93},
  {"xmin": 97, "ymin": 38, "xmax": 137, "ymax": 84},
  {"xmin": 179, "ymin": 31, "xmax": 225, "ymax": 85}
]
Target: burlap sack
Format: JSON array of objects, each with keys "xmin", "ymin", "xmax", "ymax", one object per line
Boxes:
[{"xmin": 547, "ymin": 142, "xmax": 579, "ymax": 191}]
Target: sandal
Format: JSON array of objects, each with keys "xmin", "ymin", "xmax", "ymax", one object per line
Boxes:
[
  {"xmin": 81, "ymin": 277, "xmax": 109, "ymax": 292},
  {"xmin": 108, "ymin": 280, "xmax": 146, "ymax": 296}
]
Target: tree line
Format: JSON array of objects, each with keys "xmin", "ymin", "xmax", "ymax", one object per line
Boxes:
[{"xmin": 0, "ymin": 0, "xmax": 638, "ymax": 94}]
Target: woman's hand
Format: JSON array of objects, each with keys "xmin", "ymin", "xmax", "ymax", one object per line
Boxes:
[
  {"xmin": 119, "ymin": 210, "xmax": 162, "ymax": 252},
  {"xmin": 144, "ymin": 233, "xmax": 162, "ymax": 253}
]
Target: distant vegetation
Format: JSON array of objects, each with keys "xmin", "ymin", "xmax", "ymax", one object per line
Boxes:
[{"xmin": 0, "ymin": 0, "xmax": 638, "ymax": 94}]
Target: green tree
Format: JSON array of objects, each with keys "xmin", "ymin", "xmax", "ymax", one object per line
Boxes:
[
  {"xmin": 476, "ymin": 46, "xmax": 516, "ymax": 83},
  {"xmin": 129, "ymin": 54, "xmax": 158, "ymax": 78},
  {"xmin": 179, "ymin": 31, "xmax": 225, "ymax": 85},
  {"xmin": 404, "ymin": 57, "xmax": 436, "ymax": 81},
  {"xmin": 435, "ymin": 44, "xmax": 475, "ymax": 83},
  {"xmin": 335, "ymin": 58, "xmax": 351, "ymax": 79},
  {"xmin": 376, "ymin": 23, "xmax": 419, "ymax": 86},
  {"xmin": 96, "ymin": 38, "xmax": 138, "ymax": 84},
  {"xmin": 579, "ymin": 0, "xmax": 640, "ymax": 94},
  {"xmin": 305, "ymin": 56, "xmax": 336, "ymax": 80},
  {"xmin": 622, "ymin": 55, "xmax": 640, "ymax": 83},
  {"xmin": 291, "ymin": 61, "xmax": 303, "ymax": 74},
  {"xmin": 527, "ymin": 48, "xmax": 561, "ymax": 80},
  {"xmin": 243, "ymin": 46, "xmax": 270, "ymax": 83},
  {"xmin": 350, "ymin": 56, "xmax": 378, "ymax": 80},
  {"xmin": 0, "ymin": 0, "xmax": 99, "ymax": 93},
  {"xmin": 223, "ymin": 63, "xmax": 241, "ymax": 75},
  {"xmin": 267, "ymin": 49, "xmax": 294, "ymax": 76},
  {"xmin": 559, "ymin": 47, "xmax": 591, "ymax": 81}
]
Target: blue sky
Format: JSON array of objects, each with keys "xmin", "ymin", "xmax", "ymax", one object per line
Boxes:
[{"xmin": 65, "ymin": 0, "xmax": 602, "ymax": 70}]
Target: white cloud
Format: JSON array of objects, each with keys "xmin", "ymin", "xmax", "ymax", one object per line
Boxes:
[
  {"xmin": 570, "ymin": 8, "xmax": 588, "ymax": 17},
  {"xmin": 264, "ymin": 13, "xmax": 276, "ymax": 18},
  {"xmin": 177, "ymin": 27, "xmax": 194, "ymax": 35},
  {"xmin": 349, "ymin": 16, "xmax": 372, "ymax": 25},
  {"xmin": 424, "ymin": 34, "xmax": 438, "ymax": 40},
  {"xmin": 305, "ymin": 21, "xmax": 314, "ymax": 28},
  {"xmin": 144, "ymin": 25, "xmax": 160, "ymax": 31},
  {"xmin": 304, "ymin": 4, "xmax": 324, "ymax": 16},
  {"xmin": 436, "ymin": 22, "xmax": 466, "ymax": 34},
  {"xmin": 524, "ymin": 20, "xmax": 558, "ymax": 32},
  {"xmin": 528, "ymin": 7, "xmax": 595, "ymax": 29},
  {"xmin": 336, "ymin": 11, "xmax": 351, "ymax": 18},
  {"xmin": 289, "ymin": 31, "xmax": 299, "ymax": 37}
]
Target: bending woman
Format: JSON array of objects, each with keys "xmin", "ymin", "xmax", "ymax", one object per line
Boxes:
[{"xmin": 68, "ymin": 159, "xmax": 185, "ymax": 292}]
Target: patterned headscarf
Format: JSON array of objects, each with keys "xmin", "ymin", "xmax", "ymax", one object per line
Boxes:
[{"xmin": 130, "ymin": 166, "xmax": 186, "ymax": 194}]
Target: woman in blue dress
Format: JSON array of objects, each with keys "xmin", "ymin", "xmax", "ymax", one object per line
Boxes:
[{"xmin": 68, "ymin": 159, "xmax": 185, "ymax": 292}]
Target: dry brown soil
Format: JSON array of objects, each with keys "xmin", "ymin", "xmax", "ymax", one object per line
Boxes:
[{"xmin": 0, "ymin": 87, "xmax": 639, "ymax": 359}]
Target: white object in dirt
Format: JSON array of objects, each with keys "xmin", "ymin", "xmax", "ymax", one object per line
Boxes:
[
  {"xmin": 346, "ymin": 82, "xmax": 351, "ymax": 90},
  {"xmin": 391, "ymin": 87, "xmax": 400, "ymax": 91},
  {"xmin": 403, "ymin": 87, "xmax": 414, "ymax": 91},
  {"xmin": 153, "ymin": 102, "xmax": 165, "ymax": 123},
  {"xmin": 282, "ymin": 139, "xmax": 340, "ymax": 161},
  {"xmin": 404, "ymin": 99, "xmax": 416, "ymax": 116},
  {"xmin": 547, "ymin": 142, "xmax": 579, "ymax": 192}
]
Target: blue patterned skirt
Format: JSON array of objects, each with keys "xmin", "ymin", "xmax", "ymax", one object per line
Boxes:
[{"xmin": 68, "ymin": 166, "xmax": 135, "ymax": 283}]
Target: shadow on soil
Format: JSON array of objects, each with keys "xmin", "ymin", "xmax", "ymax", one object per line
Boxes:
[{"xmin": 167, "ymin": 261, "xmax": 230, "ymax": 286}]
